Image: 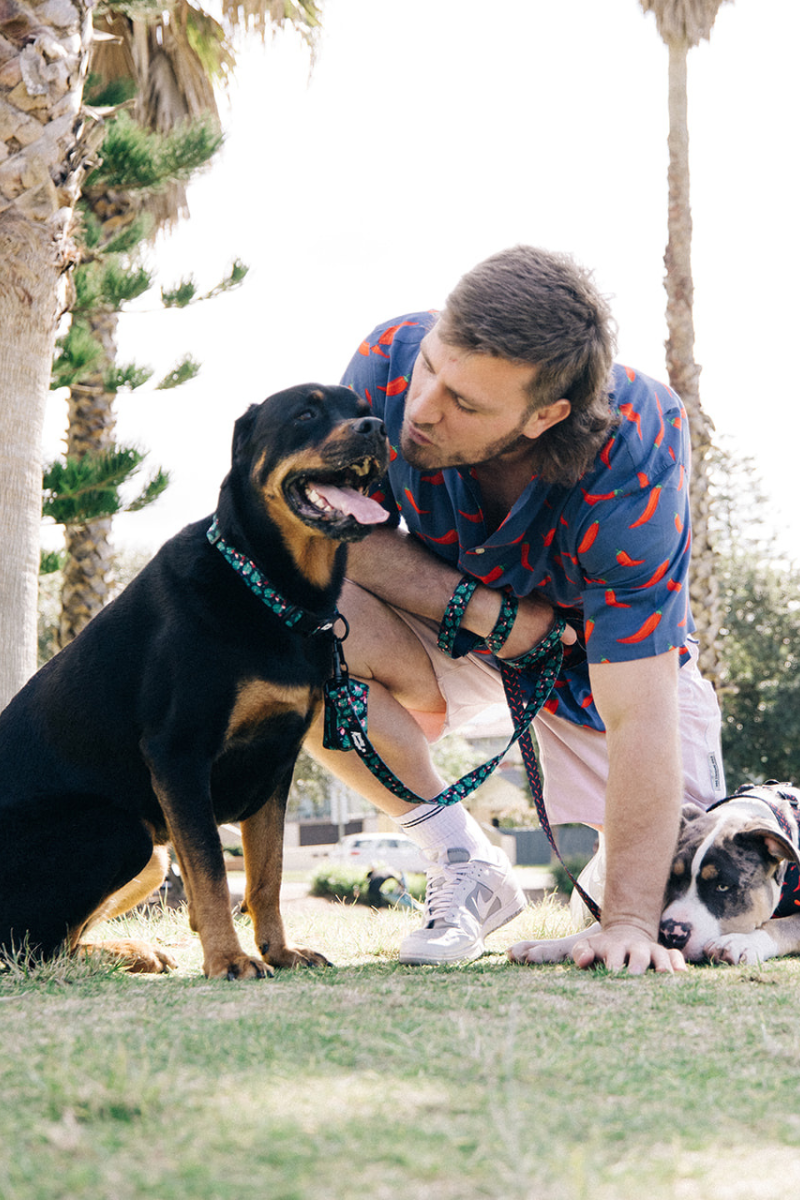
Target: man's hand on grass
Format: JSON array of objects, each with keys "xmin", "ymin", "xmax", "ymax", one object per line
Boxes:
[{"xmin": 570, "ymin": 922, "xmax": 688, "ymax": 975}]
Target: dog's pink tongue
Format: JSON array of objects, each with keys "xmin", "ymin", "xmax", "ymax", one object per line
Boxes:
[{"xmin": 314, "ymin": 484, "xmax": 389, "ymax": 525}]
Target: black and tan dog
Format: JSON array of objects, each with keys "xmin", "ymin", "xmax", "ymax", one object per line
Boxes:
[
  {"xmin": 510, "ymin": 782, "xmax": 800, "ymax": 967},
  {"xmin": 0, "ymin": 385, "xmax": 389, "ymax": 978}
]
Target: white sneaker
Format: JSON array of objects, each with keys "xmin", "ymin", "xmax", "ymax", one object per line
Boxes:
[{"xmin": 398, "ymin": 848, "xmax": 527, "ymax": 965}]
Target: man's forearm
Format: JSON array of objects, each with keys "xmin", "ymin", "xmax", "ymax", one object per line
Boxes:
[
  {"xmin": 593, "ymin": 657, "xmax": 684, "ymax": 939},
  {"xmin": 346, "ymin": 528, "xmax": 559, "ymax": 655},
  {"xmin": 346, "ymin": 528, "xmax": 475, "ymax": 622}
]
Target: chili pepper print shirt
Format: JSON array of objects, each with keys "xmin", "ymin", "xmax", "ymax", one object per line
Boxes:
[{"xmin": 342, "ymin": 312, "xmax": 693, "ymax": 732}]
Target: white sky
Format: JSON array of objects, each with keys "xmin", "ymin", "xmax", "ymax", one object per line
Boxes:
[{"xmin": 42, "ymin": 0, "xmax": 800, "ymax": 560}]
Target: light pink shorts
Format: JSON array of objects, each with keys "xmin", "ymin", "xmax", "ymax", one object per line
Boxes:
[{"xmin": 394, "ymin": 610, "xmax": 726, "ymax": 827}]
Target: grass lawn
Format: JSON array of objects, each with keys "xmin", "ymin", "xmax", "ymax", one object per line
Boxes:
[{"xmin": 2, "ymin": 893, "xmax": 800, "ymax": 1200}]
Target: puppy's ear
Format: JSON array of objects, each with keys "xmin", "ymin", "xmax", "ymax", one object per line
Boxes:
[
  {"xmin": 735, "ymin": 823, "xmax": 800, "ymax": 866},
  {"xmin": 232, "ymin": 405, "xmax": 260, "ymax": 463},
  {"xmin": 680, "ymin": 802, "xmax": 706, "ymax": 827}
]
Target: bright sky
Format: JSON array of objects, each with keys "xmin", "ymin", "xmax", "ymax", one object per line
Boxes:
[{"xmin": 42, "ymin": 0, "xmax": 800, "ymax": 560}]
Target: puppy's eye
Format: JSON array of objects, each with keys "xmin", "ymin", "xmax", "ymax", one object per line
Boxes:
[
  {"xmin": 715, "ymin": 883, "xmax": 731, "ymax": 893},
  {"xmin": 295, "ymin": 409, "xmax": 315, "ymax": 422}
]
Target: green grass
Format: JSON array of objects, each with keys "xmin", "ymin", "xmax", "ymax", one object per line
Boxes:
[{"xmin": 2, "ymin": 896, "xmax": 800, "ymax": 1200}]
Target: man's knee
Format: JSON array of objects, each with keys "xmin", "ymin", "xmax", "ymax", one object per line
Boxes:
[{"xmin": 338, "ymin": 581, "xmax": 446, "ymax": 714}]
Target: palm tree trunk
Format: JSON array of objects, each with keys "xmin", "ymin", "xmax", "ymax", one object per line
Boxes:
[
  {"xmin": 58, "ymin": 309, "xmax": 119, "ymax": 645},
  {"xmin": 0, "ymin": 214, "xmax": 61, "ymax": 706},
  {"xmin": 0, "ymin": 0, "xmax": 96, "ymax": 707},
  {"xmin": 664, "ymin": 38, "xmax": 721, "ymax": 687}
]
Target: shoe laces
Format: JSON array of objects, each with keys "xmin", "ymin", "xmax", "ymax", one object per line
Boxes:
[{"xmin": 423, "ymin": 859, "xmax": 472, "ymax": 927}]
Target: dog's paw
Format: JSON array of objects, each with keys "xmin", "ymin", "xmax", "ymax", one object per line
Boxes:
[
  {"xmin": 204, "ymin": 951, "xmax": 275, "ymax": 980},
  {"xmin": 507, "ymin": 936, "xmax": 578, "ymax": 965},
  {"xmin": 704, "ymin": 929, "xmax": 778, "ymax": 966},
  {"xmin": 266, "ymin": 945, "xmax": 331, "ymax": 969},
  {"xmin": 80, "ymin": 938, "xmax": 178, "ymax": 974}
]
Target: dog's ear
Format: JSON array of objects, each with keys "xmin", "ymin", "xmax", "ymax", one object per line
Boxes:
[
  {"xmin": 231, "ymin": 405, "xmax": 260, "ymax": 463},
  {"xmin": 735, "ymin": 823, "xmax": 800, "ymax": 866},
  {"xmin": 680, "ymin": 802, "xmax": 706, "ymax": 827}
]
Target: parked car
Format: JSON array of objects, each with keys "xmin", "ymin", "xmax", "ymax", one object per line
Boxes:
[{"xmin": 328, "ymin": 832, "xmax": 429, "ymax": 875}]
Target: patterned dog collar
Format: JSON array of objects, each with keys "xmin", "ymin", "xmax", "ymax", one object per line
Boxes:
[{"xmin": 206, "ymin": 516, "xmax": 337, "ymax": 637}]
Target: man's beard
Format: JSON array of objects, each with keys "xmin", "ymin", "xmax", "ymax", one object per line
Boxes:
[{"xmin": 399, "ymin": 417, "xmax": 533, "ymax": 472}]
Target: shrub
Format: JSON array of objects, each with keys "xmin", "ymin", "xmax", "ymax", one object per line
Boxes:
[{"xmin": 310, "ymin": 864, "xmax": 426, "ymax": 907}]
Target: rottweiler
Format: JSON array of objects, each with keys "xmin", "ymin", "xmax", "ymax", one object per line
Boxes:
[{"xmin": 0, "ymin": 384, "xmax": 389, "ymax": 978}]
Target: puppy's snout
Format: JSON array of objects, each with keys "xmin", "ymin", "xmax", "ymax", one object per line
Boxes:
[{"xmin": 659, "ymin": 918, "xmax": 691, "ymax": 951}]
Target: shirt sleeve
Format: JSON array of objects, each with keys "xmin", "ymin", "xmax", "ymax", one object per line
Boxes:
[
  {"xmin": 575, "ymin": 429, "xmax": 692, "ymax": 665},
  {"xmin": 340, "ymin": 324, "xmax": 401, "ymax": 526}
]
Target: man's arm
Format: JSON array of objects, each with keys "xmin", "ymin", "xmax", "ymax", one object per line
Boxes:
[
  {"xmin": 346, "ymin": 526, "xmax": 574, "ymax": 657},
  {"xmin": 571, "ymin": 651, "xmax": 688, "ymax": 974}
]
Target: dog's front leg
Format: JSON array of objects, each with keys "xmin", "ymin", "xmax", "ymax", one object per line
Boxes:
[
  {"xmin": 241, "ymin": 793, "xmax": 330, "ymax": 968},
  {"xmin": 147, "ymin": 757, "xmax": 273, "ymax": 980}
]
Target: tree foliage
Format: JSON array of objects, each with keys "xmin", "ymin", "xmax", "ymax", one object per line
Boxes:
[
  {"xmin": 711, "ymin": 446, "xmax": 800, "ymax": 785},
  {"xmin": 718, "ymin": 562, "xmax": 800, "ymax": 785}
]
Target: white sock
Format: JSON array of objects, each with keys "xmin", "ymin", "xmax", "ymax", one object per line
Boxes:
[{"xmin": 396, "ymin": 802, "xmax": 496, "ymax": 864}]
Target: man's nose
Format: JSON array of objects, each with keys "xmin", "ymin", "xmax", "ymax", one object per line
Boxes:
[{"xmin": 408, "ymin": 378, "xmax": 444, "ymax": 426}]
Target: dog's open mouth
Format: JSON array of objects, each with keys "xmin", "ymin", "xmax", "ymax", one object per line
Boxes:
[{"xmin": 285, "ymin": 456, "xmax": 389, "ymax": 535}]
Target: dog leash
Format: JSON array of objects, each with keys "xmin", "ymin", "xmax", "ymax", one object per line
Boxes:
[
  {"xmin": 500, "ymin": 662, "xmax": 602, "ymax": 920},
  {"xmin": 208, "ymin": 526, "xmax": 599, "ymax": 914},
  {"xmin": 322, "ymin": 584, "xmax": 602, "ymax": 919},
  {"xmin": 322, "ymin": 614, "xmax": 565, "ymax": 807}
]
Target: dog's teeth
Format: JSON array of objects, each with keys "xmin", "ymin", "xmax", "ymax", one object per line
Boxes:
[{"xmin": 306, "ymin": 487, "xmax": 332, "ymax": 511}]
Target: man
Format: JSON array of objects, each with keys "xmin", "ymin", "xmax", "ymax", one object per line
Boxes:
[{"xmin": 305, "ymin": 245, "xmax": 725, "ymax": 973}]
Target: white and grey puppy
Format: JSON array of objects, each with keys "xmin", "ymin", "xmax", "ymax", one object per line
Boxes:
[{"xmin": 510, "ymin": 783, "xmax": 800, "ymax": 967}]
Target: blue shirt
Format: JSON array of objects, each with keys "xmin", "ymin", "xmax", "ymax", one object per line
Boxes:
[{"xmin": 342, "ymin": 312, "xmax": 694, "ymax": 731}]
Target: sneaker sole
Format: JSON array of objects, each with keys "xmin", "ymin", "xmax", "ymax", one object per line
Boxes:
[{"xmin": 398, "ymin": 940, "xmax": 486, "ymax": 966}]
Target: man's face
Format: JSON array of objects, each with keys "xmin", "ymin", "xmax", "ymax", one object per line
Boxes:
[{"xmin": 400, "ymin": 324, "xmax": 547, "ymax": 471}]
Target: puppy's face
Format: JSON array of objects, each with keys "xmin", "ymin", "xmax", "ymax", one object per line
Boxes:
[
  {"xmin": 234, "ymin": 385, "xmax": 390, "ymax": 544},
  {"xmin": 660, "ymin": 795, "xmax": 799, "ymax": 961}
]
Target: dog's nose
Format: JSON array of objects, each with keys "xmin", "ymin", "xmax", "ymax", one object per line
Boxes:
[
  {"xmin": 354, "ymin": 416, "xmax": 386, "ymax": 438},
  {"xmin": 659, "ymin": 918, "xmax": 691, "ymax": 950}
]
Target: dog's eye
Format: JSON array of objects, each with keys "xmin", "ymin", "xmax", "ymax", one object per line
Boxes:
[
  {"xmin": 295, "ymin": 409, "xmax": 316, "ymax": 422},
  {"xmin": 715, "ymin": 883, "xmax": 731, "ymax": 893}
]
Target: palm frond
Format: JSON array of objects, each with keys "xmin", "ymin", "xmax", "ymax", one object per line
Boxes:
[{"xmin": 639, "ymin": 0, "xmax": 732, "ymax": 47}]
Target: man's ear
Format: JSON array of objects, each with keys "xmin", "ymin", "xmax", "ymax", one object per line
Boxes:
[{"xmin": 521, "ymin": 398, "xmax": 571, "ymax": 440}]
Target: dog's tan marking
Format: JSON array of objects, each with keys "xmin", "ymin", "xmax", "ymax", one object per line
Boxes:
[
  {"xmin": 225, "ymin": 680, "xmax": 314, "ymax": 743},
  {"xmin": 256, "ymin": 430, "xmax": 384, "ymax": 590},
  {"xmin": 700, "ymin": 863, "xmax": 719, "ymax": 881},
  {"xmin": 672, "ymin": 859, "xmax": 685, "ymax": 876},
  {"xmin": 261, "ymin": 453, "xmax": 340, "ymax": 590},
  {"xmin": 73, "ymin": 843, "xmax": 178, "ymax": 974}
]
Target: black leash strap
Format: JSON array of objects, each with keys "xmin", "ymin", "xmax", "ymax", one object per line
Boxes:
[{"xmin": 501, "ymin": 663, "xmax": 602, "ymax": 921}]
